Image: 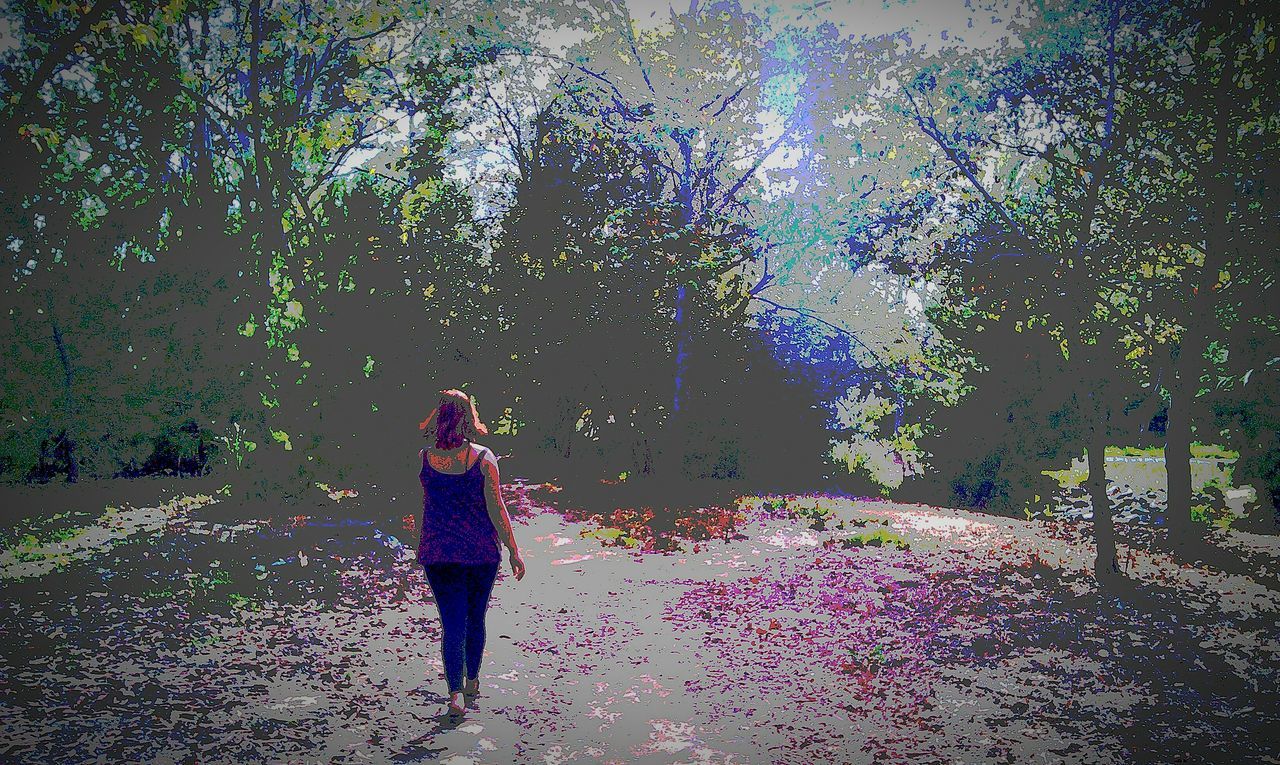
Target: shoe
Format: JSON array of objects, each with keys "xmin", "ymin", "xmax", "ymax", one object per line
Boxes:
[
  {"xmin": 447, "ymin": 692, "xmax": 466, "ymax": 718},
  {"xmin": 463, "ymin": 677, "xmax": 480, "ymax": 698}
]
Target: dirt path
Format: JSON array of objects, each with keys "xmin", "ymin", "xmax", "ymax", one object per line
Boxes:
[{"xmin": 1, "ymin": 488, "xmax": 1278, "ymax": 764}]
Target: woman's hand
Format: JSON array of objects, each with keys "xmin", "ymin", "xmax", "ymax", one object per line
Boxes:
[{"xmin": 508, "ymin": 548, "xmax": 526, "ymax": 581}]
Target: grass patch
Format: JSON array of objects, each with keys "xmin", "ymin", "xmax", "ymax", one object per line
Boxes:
[
  {"xmin": 191, "ymin": 568, "xmax": 234, "ymax": 594},
  {"xmin": 228, "ymin": 593, "xmax": 263, "ymax": 611},
  {"xmin": 580, "ymin": 525, "xmax": 641, "ymax": 548},
  {"xmin": 1042, "ymin": 466, "xmax": 1087, "ymax": 488},
  {"xmin": 12, "ymin": 547, "xmax": 43, "ymax": 563},
  {"xmin": 840, "ymin": 529, "xmax": 910, "ymax": 551},
  {"xmin": 3, "ymin": 528, "xmax": 86, "ymax": 564},
  {"xmin": 746, "ymin": 495, "xmax": 882, "ymax": 532},
  {"xmin": 793, "ymin": 502, "xmax": 837, "ymax": 530},
  {"xmin": 46, "ymin": 526, "xmax": 86, "ymax": 543},
  {"xmin": 1104, "ymin": 445, "xmax": 1162, "ymax": 458},
  {"xmin": 1190, "ymin": 443, "xmax": 1239, "ymax": 459},
  {"xmin": 0, "ymin": 510, "xmax": 92, "ymax": 550},
  {"xmin": 1101, "ymin": 444, "xmax": 1239, "ymax": 459},
  {"xmin": 1191, "ymin": 503, "xmax": 1237, "ymax": 531},
  {"xmin": 1046, "ymin": 443, "xmax": 1240, "ymax": 489}
]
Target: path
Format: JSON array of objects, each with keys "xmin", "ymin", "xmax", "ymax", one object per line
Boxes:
[{"xmin": 1, "ymin": 485, "xmax": 1278, "ymax": 764}]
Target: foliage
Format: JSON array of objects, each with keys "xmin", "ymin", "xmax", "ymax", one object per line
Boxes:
[{"xmin": 0, "ymin": 0, "xmax": 1274, "ymax": 556}]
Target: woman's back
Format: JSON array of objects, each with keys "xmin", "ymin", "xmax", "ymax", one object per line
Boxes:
[{"xmin": 417, "ymin": 444, "xmax": 501, "ymax": 566}]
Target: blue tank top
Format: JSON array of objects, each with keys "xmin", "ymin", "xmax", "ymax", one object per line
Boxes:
[{"xmin": 417, "ymin": 446, "xmax": 501, "ymax": 565}]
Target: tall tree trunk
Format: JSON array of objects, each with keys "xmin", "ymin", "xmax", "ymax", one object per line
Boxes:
[
  {"xmin": 1164, "ymin": 349, "xmax": 1196, "ymax": 546},
  {"xmin": 635, "ymin": 434, "xmax": 653, "ymax": 477},
  {"xmin": 194, "ymin": 111, "xmax": 216, "ymax": 203},
  {"xmin": 47, "ymin": 306, "xmax": 79, "ymax": 482},
  {"xmin": 662, "ymin": 173, "xmax": 696, "ymax": 479},
  {"xmin": 1087, "ymin": 430, "xmax": 1119, "ymax": 581},
  {"xmin": 1163, "ymin": 17, "xmax": 1241, "ymax": 545},
  {"xmin": 672, "ymin": 284, "xmax": 689, "ymax": 415},
  {"xmin": 239, "ymin": 0, "xmax": 309, "ymax": 499},
  {"xmin": 661, "ymin": 280, "xmax": 695, "ymax": 483}
]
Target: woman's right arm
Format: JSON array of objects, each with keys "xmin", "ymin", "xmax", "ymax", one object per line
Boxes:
[{"xmin": 480, "ymin": 450, "xmax": 525, "ymax": 580}]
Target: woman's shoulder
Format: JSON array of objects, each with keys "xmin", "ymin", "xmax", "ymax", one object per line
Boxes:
[{"xmin": 470, "ymin": 443, "xmax": 499, "ymax": 467}]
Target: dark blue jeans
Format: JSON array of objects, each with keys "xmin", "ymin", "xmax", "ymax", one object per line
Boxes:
[{"xmin": 423, "ymin": 562, "xmax": 500, "ymax": 693}]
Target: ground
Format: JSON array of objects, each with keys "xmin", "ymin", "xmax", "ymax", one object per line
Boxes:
[{"xmin": 0, "ymin": 476, "xmax": 1277, "ymax": 764}]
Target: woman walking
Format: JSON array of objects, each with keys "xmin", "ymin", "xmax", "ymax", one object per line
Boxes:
[{"xmin": 417, "ymin": 389, "xmax": 525, "ymax": 718}]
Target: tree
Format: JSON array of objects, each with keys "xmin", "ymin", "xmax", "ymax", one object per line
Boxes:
[
  {"xmin": 464, "ymin": 0, "xmax": 854, "ymax": 476},
  {"xmin": 1, "ymin": 0, "xmax": 229, "ymax": 481},
  {"xmin": 898, "ymin": 0, "xmax": 1185, "ymax": 577},
  {"xmin": 1143, "ymin": 0, "xmax": 1280, "ymax": 541},
  {"xmin": 149, "ymin": 0, "xmax": 498, "ymax": 496}
]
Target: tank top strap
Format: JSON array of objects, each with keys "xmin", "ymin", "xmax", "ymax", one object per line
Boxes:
[{"xmin": 470, "ymin": 444, "xmax": 488, "ymax": 469}]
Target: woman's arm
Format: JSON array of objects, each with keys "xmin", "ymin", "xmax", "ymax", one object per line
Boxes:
[{"xmin": 480, "ymin": 449, "xmax": 525, "ymax": 580}]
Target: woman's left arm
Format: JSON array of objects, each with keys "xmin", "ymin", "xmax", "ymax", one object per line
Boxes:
[{"xmin": 480, "ymin": 450, "xmax": 524, "ymax": 580}]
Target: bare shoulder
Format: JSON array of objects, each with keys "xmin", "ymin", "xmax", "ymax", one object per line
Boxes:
[{"xmin": 475, "ymin": 444, "xmax": 500, "ymax": 473}]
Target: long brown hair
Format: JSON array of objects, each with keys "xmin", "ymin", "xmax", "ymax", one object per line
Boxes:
[{"xmin": 419, "ymin": 389, "xmax": 489, "ymax": 449}]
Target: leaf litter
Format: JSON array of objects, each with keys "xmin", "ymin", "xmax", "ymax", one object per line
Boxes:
[{"xmin": 0, "ymin": 484, "xmax": 1276, "ymax": 763}]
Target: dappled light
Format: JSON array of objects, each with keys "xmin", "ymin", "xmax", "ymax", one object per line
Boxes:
[{"xmin": 2, "ymin": 0, "xmax": 1278, "ymax": 761}]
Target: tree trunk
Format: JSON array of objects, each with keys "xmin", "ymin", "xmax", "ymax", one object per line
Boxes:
[
  {"xmin": 662, "ymin": 182, "xmax": 696, "ymax": 479},
  {"xmin": 635, "ymin": 434, "xmax": 653, "ymax": 477},
  {"xmin": 1164, "ymin": 354, "xmax": 1196, "ymax": 546},
  {"xmin": 194, "ymin": 110, "xmax": 216, "ymax": 202},
  {"xmin": 48, "ymin": 307, "xmax": 79, "ymax": 483},
  {"xmin": 236, "ymin": 0, "xmax": 311, "ymax": 501},
  {"xmin": 1162, "ymin": 22, "xmax": 1238, "ymax": 543},
  {"xmin": 1086, "ymin": 434, "xmax": 1119, "ymax": 581},
  {"xmin": 672, "ymin": 283, "xmax": 689, "ymax": 415}
]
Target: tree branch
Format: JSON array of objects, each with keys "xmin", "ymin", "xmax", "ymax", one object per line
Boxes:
[
  {"xmin": 702, "ymin": 81, "xmax": 749, "ymax": 118},
  {"xmin": 711, "ymin": 109, "xmax": 807, "ymax": 217},
  {"xmin": 902, "ymin": 84, "xmax": 1041, "ymax": 259},
  {"xmin": 607, "ymin": 0, "xmax": 656, "ymax": 96},
  {"xmin": 3, "ymin": 0, "xmax": 119, "ymax": 136},
  {"xmin": 1066, "ymin": 0, "xmax": 1122, "ymax": 265},
  {"xmin": 751, "ymin": 293, "xmax": 890, "ymax": 369}
]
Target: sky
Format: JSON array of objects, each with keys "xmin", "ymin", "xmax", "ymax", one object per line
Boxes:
[
  {"xmin": 450, "ymin": 0, "xmax": 1025, "ymax": 186},
  {"xmin": 400, "ymin": 0, "xmax": 1030, "ymax": 341},
  {"xmin": 625, "ymin": 0, "xmax": 1023, "ymax": 48},
  {"xmin": 355, "ymin": 0, "xmax": 1026, "ymax": 197}
]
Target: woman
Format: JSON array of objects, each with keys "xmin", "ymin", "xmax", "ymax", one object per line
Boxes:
[{"xmin": 417, "ymin": 389, "xmax": 525, "ymax": 718}]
